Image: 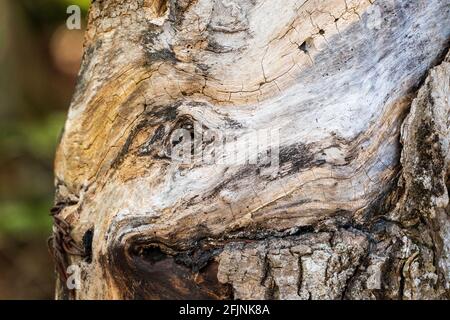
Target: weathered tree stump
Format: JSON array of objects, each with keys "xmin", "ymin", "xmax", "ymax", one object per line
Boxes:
[{"xmin": 50, "ymin": 0, "xmax": 450, "ymax": 299}]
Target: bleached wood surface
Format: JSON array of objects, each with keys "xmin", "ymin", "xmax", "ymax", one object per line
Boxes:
[{"xmin": 51, "ymin": 0, "xmax": 450, "ymax": 299}]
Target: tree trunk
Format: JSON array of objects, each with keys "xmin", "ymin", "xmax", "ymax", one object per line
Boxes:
[{"xmin": 50, "ymin": 0, "xmax": 450, "ymax": 300}]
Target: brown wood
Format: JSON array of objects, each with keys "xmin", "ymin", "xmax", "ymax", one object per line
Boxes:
[{"xmin": 50, "ymin": 0, "xmax": 450, "ymax": 300}]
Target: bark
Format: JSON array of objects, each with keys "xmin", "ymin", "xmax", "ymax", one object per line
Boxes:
[{"xmin": 50, "ymin": 0, "xmax": 450, "ymax": 300}]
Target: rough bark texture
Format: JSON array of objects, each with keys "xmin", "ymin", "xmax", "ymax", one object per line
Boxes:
[{"xmin": 50, "ymin": 0, "xmax": 450, "ymax": 299}]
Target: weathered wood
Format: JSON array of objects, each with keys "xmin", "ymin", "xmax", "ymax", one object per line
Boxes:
[{"xmin": 50, "ymin": 0, "xmax": 450, "ymax": 299}]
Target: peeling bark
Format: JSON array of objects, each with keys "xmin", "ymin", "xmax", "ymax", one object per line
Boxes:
[{"xmin": 50, "ymin": 0, "xmax": 450, "ymax": 299}]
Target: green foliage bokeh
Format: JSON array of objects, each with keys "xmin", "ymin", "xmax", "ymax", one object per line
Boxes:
[{"xmin": 0, "ymin": 0, "xmax": 90, "ymax": 236}]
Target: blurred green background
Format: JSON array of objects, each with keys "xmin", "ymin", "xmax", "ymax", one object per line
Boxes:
[{"xmin": 0, "ymin": 0, "xmax": 89, "ymax": 299}]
